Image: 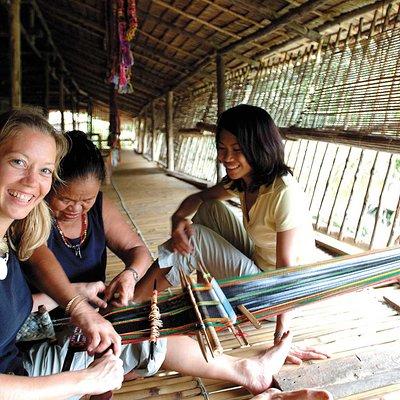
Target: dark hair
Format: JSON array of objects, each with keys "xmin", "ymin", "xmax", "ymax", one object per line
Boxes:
[
  {"xmin": 53, "ymin": 130, "xmax": 105, "ymax": 189},
  {"xmin": 216, "ymin": 104, "xmax": 291, "ymax": 192}
]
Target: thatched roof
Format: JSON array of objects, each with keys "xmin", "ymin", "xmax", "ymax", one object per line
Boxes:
[{"xmin": 0, "ymin": 0, "xmax": 391, "ymax": 117}]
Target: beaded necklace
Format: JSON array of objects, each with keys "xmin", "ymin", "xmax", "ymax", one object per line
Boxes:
[
  {"xmin": 0, "ymin": 235, "xmax": 9, "ymax": 280},
  {"xmin": 55, "ymin": 214, "xmax": 88, "ymax": 259}
]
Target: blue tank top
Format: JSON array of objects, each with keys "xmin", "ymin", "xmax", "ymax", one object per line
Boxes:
[
  {"xmin": 0, "ymin": 250, "xmax": 32, "ymax": 374},
  {"xmin": 47, "ymin": 192, "xmax": 107, "ymax": 283}
]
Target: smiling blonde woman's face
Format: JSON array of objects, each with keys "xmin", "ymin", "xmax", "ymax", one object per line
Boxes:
[{"xmin": 0, "ymin": 128, "xmax": 56, "ymax": 224}]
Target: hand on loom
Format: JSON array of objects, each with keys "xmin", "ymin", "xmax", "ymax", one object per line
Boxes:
[
  {"xmin": 104, "ymin": 270, "xmax": 137, "ymax": 307},
  {"xmin": 171, "ymin": 215, "xmax": 194, "ymax": 254},
  {"xmin": 69, "ymin": 299, "xmax": 122, "ymax": 357},
  {"xmin": 74, "ymin": 281, "xmax": 108, "ymax": 309},
  {"xmin": 80, "ymin": 350, "xmax": 124, "ymax": 395}
]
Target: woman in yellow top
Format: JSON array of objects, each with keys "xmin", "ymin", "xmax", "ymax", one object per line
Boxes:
[{"xmin": 136, "ymin": 104, "xmax": 328, "ymax": 364}]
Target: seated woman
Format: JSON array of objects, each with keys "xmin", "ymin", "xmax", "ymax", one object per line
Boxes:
[
  {"xmin": 24, "ymin": 128, "xmax": 332, "ymax": 400},
  {"xmin": 30, "ymin": 129, "xmax": 153, "ymax": 311},
  {"xmin": 134, "ymin": 104, "xmax": 329, "ymax": 364},
  {"xmin": 0, "ymin": 108, "xmax": 124, "ymax": 399}
]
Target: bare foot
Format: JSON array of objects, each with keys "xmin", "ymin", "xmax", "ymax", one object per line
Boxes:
[
  {"xmin": 253, "ymin": 388, "xmax": 333, "ymax": 399},
  {"xmin": 236, "ymin": 331, "xmax": 293, "ymax": 395}
]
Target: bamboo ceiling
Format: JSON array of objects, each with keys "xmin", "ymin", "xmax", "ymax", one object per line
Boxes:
[{"xmin": 0, "ymin": 0, "xmax": 395, "ymax": 118}]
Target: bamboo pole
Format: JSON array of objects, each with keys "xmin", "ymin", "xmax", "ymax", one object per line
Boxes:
[
  {"xmin": 387, "ymin": 196, "xmax": 400, "ymax": 246},
  {"xmin": 216, "ymin": 52, "xmax": 225, "ymax": 183},
  {"xmin": 326, "ymin": 147, "xmax": 351, "ymax": 235},
  {"xmin": 166, "ymin": 90, "xmax": 174, "ymax": 171},
  {"xmin": 370, "ymin": 155, "xmax": 395, "ymax": 249},
  {"xmin": 59, "ymin": 74, "xmax": 65, "ymax": 132},
  {"xmin": 44, "ymin": 53, "xmax": 50, "ymax": 116},
  {"xmin": 9, "ymin": 0, "xmax": 21, "ymax": 108},
  {"xmin": 354, "ymin": 152, "xmax": 378, "ymax": 244},
  {"xmin": 151, "ymin": 100, "xmax": 156, "ymax": 162},
  {"xmin": 142, "ymin": 108, "xmax": 148, "ymax": 156},
  {"xmin": 315, "ymin": 146, "xmax": 339, "ymax": 230},
  {"xmin": 338, "ymin": 150, "xmax": 365, "ymax": 241}
]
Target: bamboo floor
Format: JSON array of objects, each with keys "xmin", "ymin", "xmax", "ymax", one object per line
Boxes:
[{"xmin": 102, "ymin": 151, "xmax": 400, "ymax": 400}]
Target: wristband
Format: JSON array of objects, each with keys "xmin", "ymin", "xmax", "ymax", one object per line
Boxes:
[
  {"xmin": 125, "ymin": 267, "xmax": 140, "ymax": 282},
  {"xmin": 65, "ymin": 294, "xmax": 84, "ymax": 315}
]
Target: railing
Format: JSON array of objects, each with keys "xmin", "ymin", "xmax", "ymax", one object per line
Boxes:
[{"xmin": 134, "ymin": 126, "xmax": 400, "ymax": 252}]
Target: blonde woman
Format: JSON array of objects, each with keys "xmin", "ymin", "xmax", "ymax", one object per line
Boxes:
[{"xmin": 0, "ymin": 109, "xmax": 123, "ymax": 399}]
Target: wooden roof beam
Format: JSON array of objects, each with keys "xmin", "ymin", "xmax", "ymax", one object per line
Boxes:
[
  {"xmin": 233, "ymin": 0, "xmax": 321, "ymax": 42},
  {"xmin": 38, "ymin": 4, "xmax": 103, "ymax": 38},
  {"xmin": 137, "ymin": 9, "xmax": 214, "ymax": 49},
  {"xmin": 137, "ymin": 28, "xmax": 202, "ymax": 60},
  {"xmin": 220, "ymin": 0, "xmax": 329, "ymax": 55},
  {"xmin": 133, "ymin": 64, "xmax": 171, "ymax": 88},
  {"xmin": 19, "ymin": 23, "xmax": 75, "ymax": 99},
  {"xmin": 31, "ymin": 0, "xmax": 86, "ymax": 96},
  {"xmin": 133, "ymin": 46, "xmax": 190, "ymax": 71},
  {"xmin": 137, "ymin": 8, "xmax": 256, "ymax": 66},
  {"xmin": 199, "ymin": 0, "xmax": 265, "ymax": 29},
  {"xmin": 152, "ymin": 0, "xmax": 242, "ymax": 40}
]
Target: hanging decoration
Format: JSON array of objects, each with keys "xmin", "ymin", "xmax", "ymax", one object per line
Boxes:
[{"xmin": 106, "ymin": 0, "xmax": 138, "ymax": 94}]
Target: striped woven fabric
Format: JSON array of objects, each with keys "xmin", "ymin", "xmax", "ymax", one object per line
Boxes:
[{"xmin": 102, "ymin": 247, "xmax": 400, "ymax": 344}]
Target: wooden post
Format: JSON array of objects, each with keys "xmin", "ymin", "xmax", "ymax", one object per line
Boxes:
[
  {"xmin": 44, "ymin": 53, "xmax": 50, "ymax": 116},
  {"xmin": 216, "ymin": 52, "xmax": 225, "ymax": 182},
  {"xmin": 166, "ymin": 90, "xmax": 174, "ymax": 171},
  {"xmin": 137, "ymin": 114, "xmax": 143, "ymax": 153},
  {"xmin": 151, "ymin": 100, "xmax": 156, "ymax": 161},
  {"xmin": 9, "ymin": 0, "xmax": 21, "ymax": 108},
  {"xmin": 71, "ymin": 95, "xmax": 76, "ymax": 131},
  {"xmin": 142, "ymin": 108, "xmax": 147, "ymax": 155},
  {"xmin": 216, "ymin": 52, "xmax": 226, "ymax": 116},
  {"xmin": 87, "ymin": 98, "xmax": 93, "ymax": 134},
  {"xmin": 59, "ymin": 75, "xmax": 65, "ymax": 132}
]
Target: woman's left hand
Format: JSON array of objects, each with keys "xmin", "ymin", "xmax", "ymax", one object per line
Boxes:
[
  {"xmin": 74, "ymin": 281, "xmax": 107, "ymax": 309},
  {"xmin": 104, "ymin": 270, "xmax": 136, "ymax": 307},
  {"xmin": 285, "ymin": 344, "xmax": 330, "ymax": 365},
  {"xmin": 70, "ymin": 300, "xmax": 121, "ymax": 357}
]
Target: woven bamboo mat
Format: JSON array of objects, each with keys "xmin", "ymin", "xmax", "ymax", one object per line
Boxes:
[{"xmin": 102, "ymin": 151, "xmax": 400, "ymax": 400}]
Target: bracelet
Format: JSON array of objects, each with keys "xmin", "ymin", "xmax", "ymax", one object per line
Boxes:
[
  {"xmin": 65, "ymin": 294, "xmax": 83, "ymax": 315},
  {"xmin": 124, "ymin": 267, "xmax": 140, "ymax": 282}
]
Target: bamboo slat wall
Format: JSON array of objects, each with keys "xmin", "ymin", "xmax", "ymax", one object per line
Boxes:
[{"xmin": 169, "ymin": 4, "xmax": 400, "ymax": 138}]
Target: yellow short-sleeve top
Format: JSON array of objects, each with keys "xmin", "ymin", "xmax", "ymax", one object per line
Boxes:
[{"xmin": 224, "ymin": 174, "xmax": 315, "ymax": 270}]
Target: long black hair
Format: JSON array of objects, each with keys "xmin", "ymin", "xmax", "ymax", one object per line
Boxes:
[
  {"xmin": 216, "ymin": 104, "xmax": 291, "ymax": 192},
  {"xmin": 53, "ymin": 130, "xmax": 105, "ymax": 189}
]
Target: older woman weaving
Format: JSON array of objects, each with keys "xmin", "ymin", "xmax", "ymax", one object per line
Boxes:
[{"xmin": 25, "ymin": 129, "xmax": 332, "ymax": 400}]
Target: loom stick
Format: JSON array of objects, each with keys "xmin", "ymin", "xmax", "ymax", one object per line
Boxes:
[
  {"xmin": 234, "ymin": 324, "xmax": 250, "ymax": 347},
  {"xmin": 197, "ymin": 260, "xmax": 242, "ymax": 346},
  {"xmin": 186, "ymin": 273, "xmax": 223, "ymax": 355},
  {"xmin": 196, "ymin": 331, "xmax": 209, "ymax": 362},
  {"xmin": 178, "ymin": 268, "xmax": 214, "ymax": 359},
  {"xmin": 149, "ymin": 279, "xmax": 162, "ymax": 360},
  {"xmin": 237, "ymin": 304, "xmax": 262, "ymax": 329}
]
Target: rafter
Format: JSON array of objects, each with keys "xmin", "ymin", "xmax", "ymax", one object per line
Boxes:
[
  {"xmin": 233, "ymin": 0, "xmax": 321, "ymax": 42},
  {"xmin": 38, "ymin": 1, "xmax": 104, "ymax": 36},
  {"xmin": 152, "ymin": 0, "xmax": 242, "ymax": 40},
  {"xmin": 134, "ymin": 40, "xmax": 194, "ymax": 70},
  {"xmin": 221, "ymin": 0, "xmax": 328, "ymax": 55},
  {"xmin": 137, "ymin": 28, "xmax": 202, "ymax": 59}
]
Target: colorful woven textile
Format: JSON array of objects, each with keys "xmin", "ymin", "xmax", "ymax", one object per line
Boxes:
[
  {"xmin": 98, "ymin": 247, "xmax": 400, "ymax": 343},
  {"xmin": 107, "ymin": 0, "xmax": 137, "ymax": 93}
]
